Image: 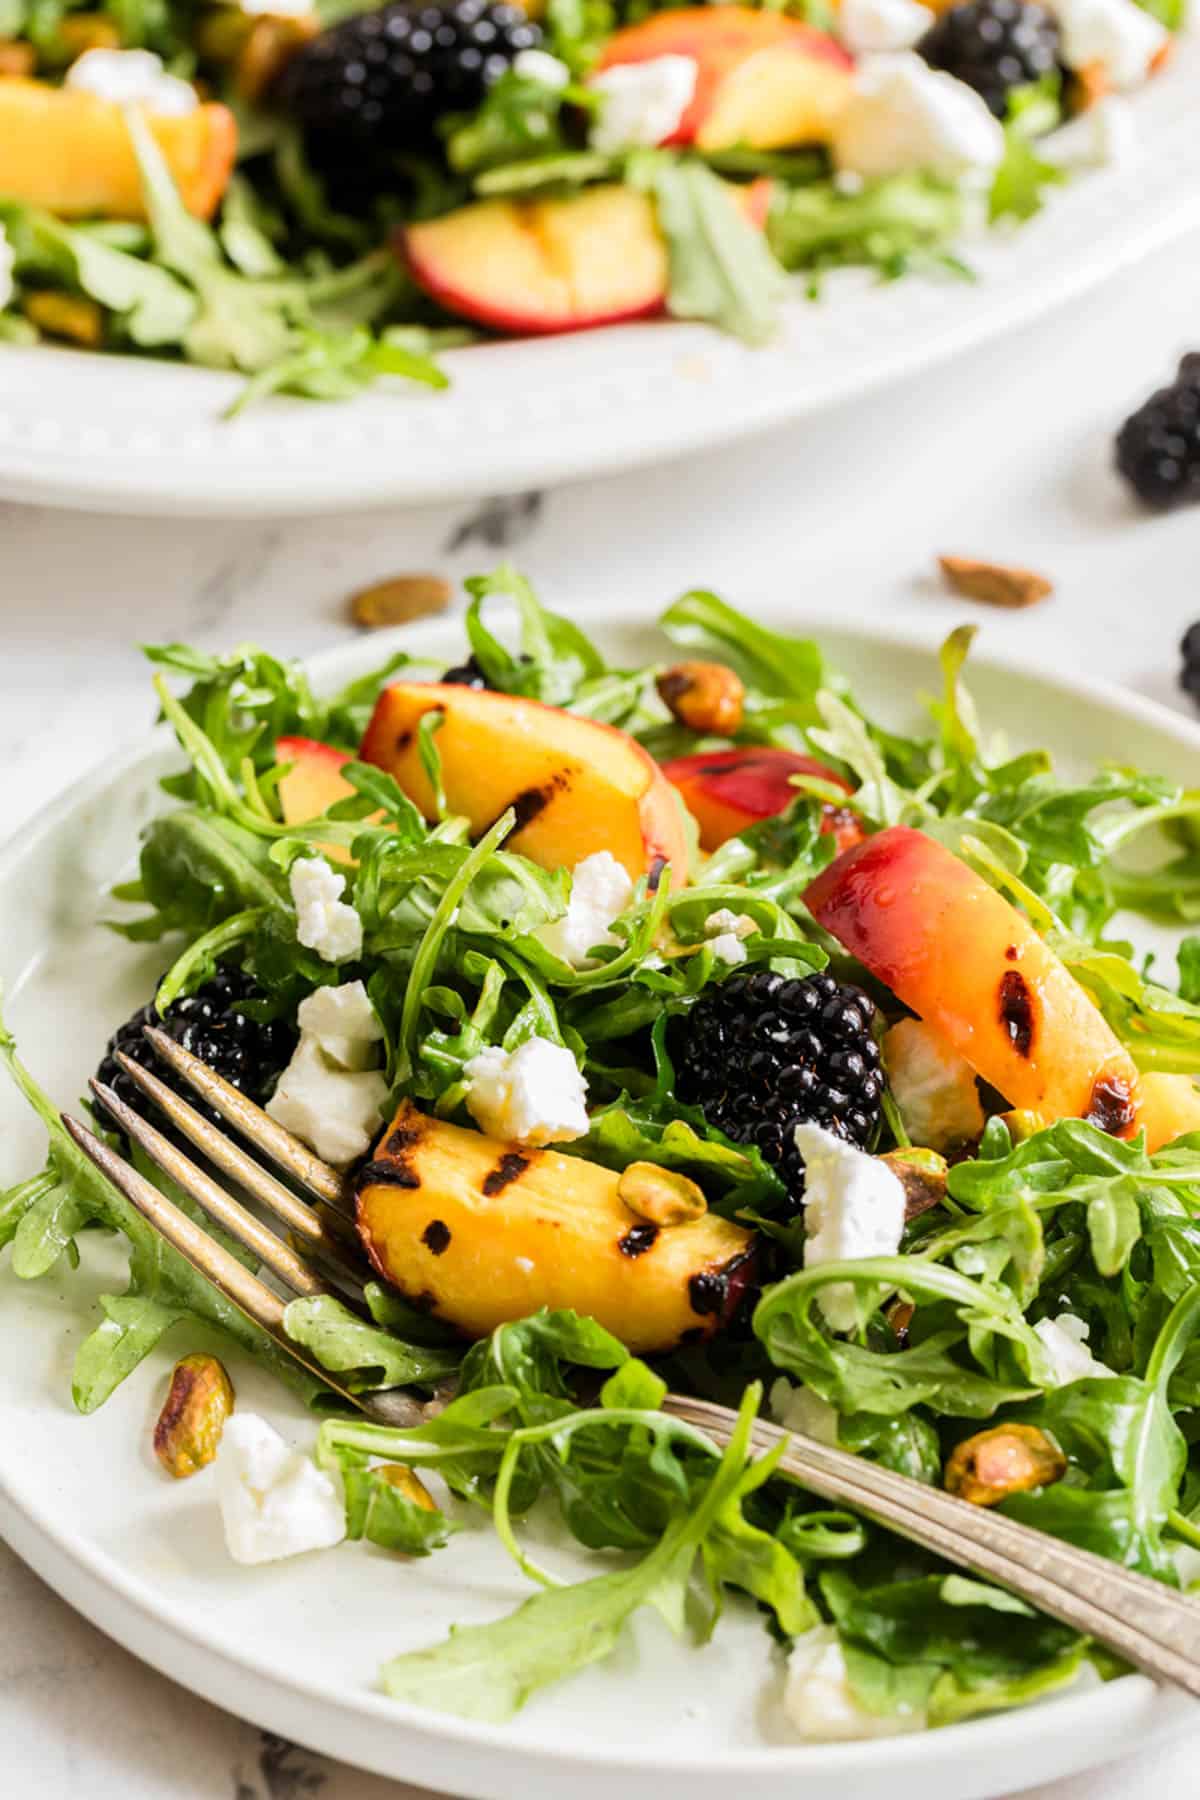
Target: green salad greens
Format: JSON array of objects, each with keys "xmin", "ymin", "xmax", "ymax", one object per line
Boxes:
[
  {"xmin": 2, "ymin": 0, "xmax": 1176, "ymax": 406},
  {"xmin": 5, "ymin": 572, "xmax": 1200, "ymax": 1738}
]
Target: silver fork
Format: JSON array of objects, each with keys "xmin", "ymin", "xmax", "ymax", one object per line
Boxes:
[{"xmin": 65, "ymin": 1028, "xmax": 1200, "ymax": 1701}]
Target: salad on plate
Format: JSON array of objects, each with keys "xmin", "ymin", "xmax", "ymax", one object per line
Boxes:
[
  {"xmin": 6, "ymin": 578, "xmax": 1200, "ymax": 1740},
  {"xmin": 0, "ymin": 0, "xmax": 1183, "ymax": 408}
]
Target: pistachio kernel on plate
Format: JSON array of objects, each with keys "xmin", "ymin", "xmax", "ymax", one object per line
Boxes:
[
  {"xmin": 937, "ymin": 555, "xmax": 1054, "ymax": 609},
  {"xmin": 349, "ymin": 574, "xmax": 452, "ymax": 630},
  {"xmin": 944, "ymin": 1422, "xmax": 1067, "ymax": 1507},
  {"xmin": 656, "ymin": 660, "xmax": 745, "ymax": 736},
  {"xmin": 617, "ymin": 1161, "xmax": 708, "ymax": 1228},
  {"xmin": 378, "ymin": 1463, "xmax": 439, "ymax": 1511},
  {"xmin": 153, "ymin": 1352, "xmax": 235, "ymax": 1479}
]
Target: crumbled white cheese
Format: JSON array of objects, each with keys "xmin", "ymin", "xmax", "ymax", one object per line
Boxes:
[
  {"xmin": 707, "ymin": 933, "xmax": 748, "ymax": 965},
  {"xmin": 705, "ymin": 908, "xmax": 756, "ymax": 940},
  {"xmin": 884, "ymin": 1017, "xmax": 984, "ymax": 1154},
  {"xmin": 838, "ymin": 0, "xmax": 935, "ymax": 56},
  {"xmin": 238, "ymin": 0, "xmax": 313, "ymax": 15},
  {"xmin": 266, "ymin": 1036, "xmax": 387, "ymax": 1167},
  {"xmin": 65, "ymin": 47, "xmax": 198, "ymax": 114},
  {"xmin": 513, "ymin": 47, "xmax": 572, "ymax": 89},
  {"xmin": 1034, "ymin": 1313, "xmax": 1115, "ymax": 1386},
  {"xmin": 296, "ymin": 980, "xmax": 383, "ymax": 1072},
  {"xmin": 0, "ymin": 224, "xmax": 13, "ymax": 313},
  {"xmin": 217, "ymin": 1414, "xmax": 346, "ymax": 1566},
  {"xmin": 785, "ymin": 1626, "xmax": 927, "ymax": 1740},
  {"xmin": 290, "ymin": 857, "xmax": 363, "ymax": 965},
  {"xmin": 535, "ymin": 851, "xmax": 634, "ymax": 968},
  {"xmin": 770, "ymin": 1376, "xmax": 840, "ymax": 1447},
  {"xmin": 464, "ymin": 1036, "xmax": 589, "ymax": 1146},
  {"xmin": 704, "ymin": 907, "xmax": 756, "ymax": 966},
  {"xmin": 1043, "ymin": 94, "xmax": 1137, "ymax": 168},
  {"xmin": 794, "ymin": 1122, "xmax": 907, "ymax": 1332},
  {"xmin": 1043, "ymin": 0, "xmax": 1166, "ymax": 87},
  {"xmin": 831, "ymin": 53, "xmax": 1005, "ymax": 182},
  {"xmin": 588, "ymin": 55, "xmax": 698, "ymax": 154}
]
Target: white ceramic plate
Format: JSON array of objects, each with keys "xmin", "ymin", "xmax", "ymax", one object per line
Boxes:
[
  {"xmin": 3, "ymin": 41, "xmax": 1199, "ymax": 519},
  {"xmin": 1, "ymin": 613, "xmax": 1198, "ymax": 1800}
]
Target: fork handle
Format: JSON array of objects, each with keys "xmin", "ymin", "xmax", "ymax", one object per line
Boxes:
[{"xmin": 665, "ymin": 1394, "xmax": 1200, "ymax": 1700}]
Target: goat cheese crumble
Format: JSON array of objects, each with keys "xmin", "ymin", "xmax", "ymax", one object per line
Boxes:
[
  {"xmin": 290, "ymin": 857, "xmax": 363, "ymax": 964},
  {"xmin": 785, "ymin": 1627, "xmax": 927, "ymax": 1740},
  {"xmin": 296, "ymin": 979, "xmax": 383, "ymax": 1072},
  {"xmin": 513, "ymin": 47, "xmax": 571, "ymax": 88},
  {"xmin": 588, "ymin": 55, "xmax": 698, "ymax": 154},
  {"xmin": 266, "ymin": 1037, "xmax": 388, "ymax": 1166},
  {"xmin": 838, "ymin": 0, "xmax": 935, "ymax": 55},
  {"xmin": 1044, "ymin": 0, "xmax": 1166, "ymax": 87},
  {"xmin": 832, "ymin": 53, "xmax": 1005, "ymax": 182},
  {"xmin": 795, "ymin": 1122, "xmax": 906, "ymax": 1332},
  {"xmin": 703, "ymin": 908, "xmax": 756, "ymax": 966},
  {"xmin": 217, "ymin": 1414, "xmax": 346, "ymax": 1565},
  {"xmin": 884, "ymin": 1017, "xmax": 984, "ymax": 1153},
  {"xmin": 1034, "ymin": 1313, "xmax": 1116, "ymax": 1385},
  {"xmin": 66, "ymin": 47, "xmax": 198, "ymax": 114},
  {"xmin": 536, "ymin": 851, "xmax": 634, "ymax": 968},
  {"xmin": 464, "ymin": 1036, "xmax": 589, "ymax": 1146},
  {"xmin": 238, "ymin": 0, "xmax": 313, "ymax": 15},
  {"xmin": 770, "ymin": 1376, "xmax": 840, "ymax": 1447}
]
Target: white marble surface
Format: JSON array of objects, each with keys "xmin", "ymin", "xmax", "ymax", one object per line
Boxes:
[{"xmin": 5, "ymin": 224, "xmax": 1200, "ymax": 1798}]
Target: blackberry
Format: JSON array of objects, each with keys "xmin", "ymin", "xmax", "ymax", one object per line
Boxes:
[
  {"xmin": 917, "ymin": 0, "xmax": 1060, "ymax": 118},
  {"xmin": 674, "ymin": 969, "xmax": 884, "ymax": 1216},
  {"xmin": 95, "ymin": 966, "xmax": 297, "ymax": 1137},
  {"xmin": 275, "ymin": 0, "xmax": 542, "ymax": 163},
  {"xmin": 1116, "ymin": 356, "xmax": 1200, "ymax": 511},
  {"xmin": 440, "ymin": 653, "xmax": 490, "ymax": 688}
]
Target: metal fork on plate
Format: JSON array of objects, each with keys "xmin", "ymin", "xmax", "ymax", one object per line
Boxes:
[{"xmin": 64, "ymin": 1026, "xmax": 1200, "ymax": 1700}]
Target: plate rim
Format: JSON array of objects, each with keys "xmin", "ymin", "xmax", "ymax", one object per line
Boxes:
[
  {"xmin": 1, "ymin": 45, "xmax": 1198, "ymax": 519},
  {"xmin": 2, "ymin": 607, "xmax": 1199, "ymax": 1792}
]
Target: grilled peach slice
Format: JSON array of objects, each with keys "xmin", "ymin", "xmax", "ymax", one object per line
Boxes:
[
  {"xmin": 402, "ymin": 179, "xmax": 771, "ymax": 336},
  {"xmin": 275, "ymin": 737, "xmax": 354, "ymax": 822},
  {"xmin": 1138, "ymin": 1073, "xmax": 1200, "ymax": 1154},
  {"xmin": 661, "ymin": 747, "xmax": 864, "ymax": 854},
  {"xmin": 403, "ymin": 186, "xmax": 668, "ymax": 336},
  {"xmin": 274, "ymin": 737, "xmax": 364, "ymax": 866},
  {"xmin": 360, "ymin": 683, "xmax": 689, "ymax": 887},
  {"xmin": 805, "ymin": 826, "xmax": 1141, "ymax": 1135},
  {"xmin": 596, "ymin": 7, "xmax": 854, "ymax": 150},
  {"xmin": 356, "ymin": 1102, "xmax": 757, "ymax": 1353},
  {"xmin": 0, "ymin": 80, "xmax": 235, "ymax": 220}
]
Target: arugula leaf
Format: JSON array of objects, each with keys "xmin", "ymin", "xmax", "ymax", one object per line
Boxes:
[
  {"xmin": 990, "ymin": 90, "xmax": 1068, "ymax": 224},
  {"xmin": 627, "ymin": 153, "xmax": 787, "ymax": 347},
  {"xmin": 341, "ymin": 1464, "xmax": 459, "ymax": 1554},
  {"xmin": 378, "ymin": 1388, "xmax": 780, "ymax": 1720},
  {"xmin": 769, "ymin": 173, "xmax": 966, "ymax": 278},
  {"xmin": 0, "ymin": 200, "xmax": 195, "ymax": 346},
  {"xmin": 659, "ymin": 590, "xmax": 826, "ymax": 708},
  {"xmin": 282, "ymin": 1295, "xmax": 462, "ymax": 1391}
]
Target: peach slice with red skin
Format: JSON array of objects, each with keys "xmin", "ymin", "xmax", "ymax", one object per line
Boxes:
[
  {"xmin": 805, "ymin": 825, "xmax": 1142, "ymax": 1135},
  {"xmin": 275, "ymin": 737, "xmax": 354, "ymax": 822},
  {"xmin": 401, "ymin": 178, "xmax": 773, "ymax": 337},
  {"xmin": 661, "ymin": 747, "xmax": 864, "ymax": 854},
  {"xmin": 0, "ymin": 79, "xmax": 236, "ymax": 220},
  {"xmin": 360, "ymin": 682, "xmax": 690, "ymax": 888},
  {"xmin": 596, "ymin": 7, "xmax": 854, "ymax": 150},
  {"xmin": 402, "ymin": 186, "xmax": 667, "ymax": 337},
  {"xmin": 357, "ymin": 1101, "xmax": 757, "ymax": 1353}
]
